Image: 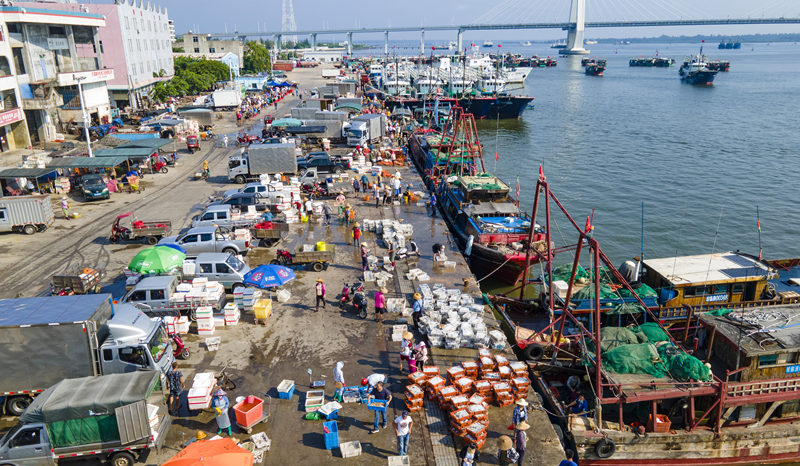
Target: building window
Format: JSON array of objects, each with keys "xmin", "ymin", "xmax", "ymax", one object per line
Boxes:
[
  {"xmin": 194, "ymin": 48, "xmax": 200, "ymax": 53},
  {"xmin": 0, "ymin": 56, "xmax": 10, "ymax": 76},
  {"xmin": 125, "ymin": 17, "xmax": 129, "ymax": 29},
  {"xmin": 48, "ymin": 26, "xmax": 66, "ymax": 36},
  {"xmin": 11, "ymin": 48, "xmax": 24, "ymax": 75},
  {"xmin": 209, "ymin": 48, "xmax": 216, "ymax": 53},
  {"xmin": 192, "ymin": 36, "xmax": 198, "ymax": 43},
  {"xmin": 7, "ymin": 23, "xmax": 19, "ymax": 34},
  {"xmin": 128, "ymin": 38, "xmax": 133, "ymax": 51},
  {"xmin": 99, "ymin": 40, "xmax": 104, "ymax": 54},
  {"xmin": 759, "ymin": 354, "xmax": 779, "ymax": 368},
  {"xmin": 137, "ymin": 40, "xmax": 141, "ymax": 51}
]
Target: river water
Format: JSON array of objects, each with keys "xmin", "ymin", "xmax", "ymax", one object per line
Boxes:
[{"xmin": 473, "ymin": 41, "xmax": 800, "ymax": 274}]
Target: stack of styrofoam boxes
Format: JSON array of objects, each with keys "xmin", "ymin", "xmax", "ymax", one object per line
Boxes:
[
  {"xmin": 234, "ymin": 288, "xmax": 258, "ymax": 313},
  {"xmin": 417, "ymin": 283, "xmax": 488, "ymax": 349},
  {"xmin": 176, "ymin": 316, "xmax": 190, "ymax": 334},
  {"xmin": 406, "ymin": 268, "xmax": 430, "ymax": 282},
  {"xmin": 233, "ymin": 228, "xmax": 252, "ymax": 245},
  {"xmin": 223, "ymin": 303, "xmax": 240, "ymax": 326},
  {"xmin": 489, "ymin": 330, "xmax": 507, "ymax": 350},
  {"xmin": 391, "ymin": 325, "xmax": 408, "ymax": 342},
  {"xmin": 188, "ymin": 372, "xmax": 214, "ymax": 411},
  {"xmin": 284, "ymin": 207, "xmax": 299, "ymax": 224},
  {"xmin": 147, "ymin": 403, "xmax": 160, "ymax": 438},
  {"xmin": 196, "ymin": 306, "xmax": 215, "ymax": 335}
]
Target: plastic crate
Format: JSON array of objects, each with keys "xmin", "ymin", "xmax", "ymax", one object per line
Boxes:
[
  {"xmin": 339, "ymin": 440, "xmax": 362, "ymax": 458},
  {"xmin": 649, "ymin": 414, "xmax": 672, "ymax": 433},
  {"xmin": 277, "ymin": 380, "xmax": 295, "ymax": 400},
  {"xmin": 387, "ymin": 456, "xmax": 410, "ymax": 466},
  {"xmin": 323, "ymin": 421, "xmax": 339, "ymax": 450},
  {"xmin": 233, "ymin": 396, "xmax": 264, "ymax": 428},
  {"xmin": 367, "ymin": 399, "xmax": 388, "ymax": 412}
]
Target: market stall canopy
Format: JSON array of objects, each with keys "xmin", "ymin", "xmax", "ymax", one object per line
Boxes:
[
  {"xmin": 20, "ymin": 371, "xmax": 157, "ymax": 424},
  {"xmin": 93, "ymin": 147, "xmax": 157, "ymax": 159},
  {"xmin": 334, "ymin": 103, "xmax": 362, "ymax": 112},
  {"xmin": 128, "ymin": 246, "xmax": 186, "ymax": 274},
  {"xmin": 266, "ymin": 80, "xmax": 291, "ymax": 87},
  {"xmin": 163, "ymin": 438, "xmax": 254, "ymax": 466},
  {"xmin": 46, "ymin": 156, "xmax": 130, "ymax": 169},
  {"xmin": 142, "ymin": 118, "xmax": 182, "ymax": 127},
  {"xmin": 0, "ymin": 167, "xmax": 58, "ymax": 180},
  {"xmin": 270, "ymin": 117, "xmax": 302, "ymax": 127},
  {"xmin": 243, "ymin": 264, "xmax": 295, "ymax": 288},
  {"xmin": 120, "ymin": 138, "xmax": 175, "ymax": 150}
]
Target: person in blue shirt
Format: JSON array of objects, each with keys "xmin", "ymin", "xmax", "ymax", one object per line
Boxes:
[
  {"xmin": 411, "ymin": 293, "xmax": 424, "ymax": 329},
  {"xmin": 262, "ymin": 211, "xmax": 274, "ymax": 222},
  {"xmin": 368, "ymin": 381, "xmax": 392, "ymax": 433},
  {"xmin": 558, "ymin": 450, "xmax": 578, "ymax": 466},
  {"xmin": 566, "ymin": 393, "xmax": 589, "ymax": 417}
]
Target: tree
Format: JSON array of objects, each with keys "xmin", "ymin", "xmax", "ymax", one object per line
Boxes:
[
  {"xmin": 243, "ymin": 41, "xmax": 271, "ymax": 74},
  {"xmin": 148, "ymin": 57, "xmax": 231, "ymax": 103}
]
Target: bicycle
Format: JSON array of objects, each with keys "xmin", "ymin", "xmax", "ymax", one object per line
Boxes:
[{"xmin": 216, "ymin": 364, "xmax": 237, "ymax": 391}]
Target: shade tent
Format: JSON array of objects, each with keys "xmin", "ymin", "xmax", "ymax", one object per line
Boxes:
[
  {"xmin": 163, "ymin": 438, "xmax": 254, "ymax": 466},
  {"xmin": 265, "ymin": 80, "xmax": 291, "ymax": 87},
  {"xmin": 93, "ymin": 147, "xmax": 157, "ymax": 159},
  {"xmin": 0, "ymin": 167, "xmax": 58, "ymax": 180},
  {"xmin": 120, "ymin": 138, "xmax": 175, "ymax": 150},
  {"xmin": 46, "ymin": 156, "xmax": 131, "ymax": 170}
]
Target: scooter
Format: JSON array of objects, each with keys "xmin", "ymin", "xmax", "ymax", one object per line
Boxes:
[
  {"xmin": 339, "ymin": 282, "xmax": 364, "ymax": 307},
  {"xmin": 352, "ymin": 291, "xmax": 368, "ymax": 319},
  {"xmin": 171, "ymin": 333, "xmax": 190, "ymax": 359}
]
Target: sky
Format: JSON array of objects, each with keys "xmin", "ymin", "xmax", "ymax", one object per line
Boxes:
[{"xmin": 146, "ymin": 0, "xmax": 800, "ymax": 41}]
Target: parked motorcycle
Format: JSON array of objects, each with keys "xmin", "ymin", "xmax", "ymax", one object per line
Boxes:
[
  {"xmin": 170, "ymin": 333, "xmax": 190, "ymax": 359},
  {"xmin": 339, "ymin": 282, "xmax": 364, "ymax": 307}
]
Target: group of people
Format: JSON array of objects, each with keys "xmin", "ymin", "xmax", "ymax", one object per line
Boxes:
[{"xmin": 166, "ymin": 362, "xmax": 232, "ymax": 436}]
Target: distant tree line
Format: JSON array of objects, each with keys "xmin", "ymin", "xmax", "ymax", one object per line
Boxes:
[{"xmin": 150, "ymin": 57, "xmax": 231, "ymax": 103}]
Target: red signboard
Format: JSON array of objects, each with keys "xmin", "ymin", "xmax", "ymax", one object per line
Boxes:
[{"xmin": 0, "ymin": 108, "xmax": 24, "ymax": 126}]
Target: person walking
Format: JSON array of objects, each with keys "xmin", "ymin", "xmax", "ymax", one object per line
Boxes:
[
  {"xmin": 222, "ymin": 135, "xmax": 229, "ymax": 148},
  {"xmin": 399, "ymin": 331, "xmax": 414, "ymax": 373},
  {"xmin": 322, "ymin": 203, "xmax": 332, "ymax": 225},
  {"xmin": 429, "ymin": 192, "xmax": 437, "ymax": 217},
  {"xmin": 343, "ymin": 204, "xmax": 352, "ymax": 228},
  {"xmin": 333, "ymin": 361, "xmax": 345, "ymax": 402},
  {"xmin": 305, "ymin": 198, "xmax": 314, "ymax": 222},
  {"xmin": 352, "ymin": 223, "xmax": 361, "ymax": 247},
  {"xmin": 394, "ymin": 410, "xmax": 413, "ymax": 456},
  {"xmin": 315, "ymin": 278, "xmax": 326, "ymax": 311},
  {"xmin": 211, "ymin": 389, "xmax": 232, "ymax": 435},
  {"xmin": 166, "ymin": 361, "xmax": 185, "ymax": 415},
  {"xmin": 514, "ymin": 421, "xmax": 530, "ymax": 466},
  {"xmin": 459, "ymin": 444, "xmax": 478, "ymax": 466},
  {"xmin": 411, "ymin": 293, "xmax": 424, "ymax": 330},
  {"xmin": 393, "ymin": 176, "xmax": 402, "ymax": 197},
  {"xmin": 497, "ymin": 435, "xmax": 519, "ymax": 465},
  {"xmin": 60, "ymin": 197, "xmax": 71, "ymax": 220},
  {"xmin": 413, "ymin": 341, "xmax": 428, "ymax": 372},
  {"xmin": 360, "ymin": 174, "xmax": 369, "ymax": 193},
  {"xmin": 374, "ymin": 287, "xmax": 386, "ymax": 323},
  {"xmin": 352, "ymin": 178, "xmax": 361, "ymax": 197},
  {"xmin": 360, "ymin": 242, "xmax": 370, "ymax": 271},
  {"xmin": 383, "ymin": 185, "xmax": 393, "ymax": 206},
  {"xmin": 368, "ymin": 381, "xmax": 392, "ymax": 433}
]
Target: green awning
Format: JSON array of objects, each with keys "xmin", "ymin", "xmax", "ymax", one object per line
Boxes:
[
  {"xmin": 0, "ymin": 167, "xmax": 58, "ymax": 179},
  {"xmin": 334, "ymin": 103, "xmax": 362, "ymax": 112},
  {"xmin": 120, "ymin": 138, "xmax": 175, "ymax": 150},
  {"xmin": 47, "ymin": 156, "xmax": 131, "ymax": 169},
  {"xmin": 93, "ymin": 147, "xmax": 156, "ymax": 159}
]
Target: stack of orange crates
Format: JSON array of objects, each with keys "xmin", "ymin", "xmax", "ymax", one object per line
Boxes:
[
  {"xmin": 511, "ymin": 377, "xmax": 531, "ymax": 401},
  {"xmin": 483, "ymin": 372, "xmax": 501, "ymax": 383},
  {"xmin": 461, "ymin": 360, "xmax": 479, "ymax": 378},
  {"xmin": 469, "ymin": 393, "xmax": 487, "ymax": 407},
  {"xmin": 422, "ymin": 366, "xmax": 440, "ymax": 378},
  {"xmin": 426, "ymin": 375, "xmax": 446, "ymax": 401},
  {"xmin": 478, "ymin": 356, "xmax": 496, "ymax": 375},
  {"xmin": 464, "ymin": 421, "xmax": 488, "ymax": 449},
  {"xmin": 492, "ymin": 381, "xmax": 514, "ymax": 407},
  {"xmin": 498, "ymin": 365, "xmax": 513, "ymax": 380},
  {"xmin": 446, "ymin": 366, "xmax": 466, "ymax": 384},
  {"xmin": 467, "ymin": 402, "xmax": 488, "ymax": 423},
  {"xmin": 449, "ymin": 408, "xmax": 472, "ymax": 437},
  {"xmin": 404, "ymin": 383, "xmax": 425, "ymax": 412},
  {"xmin": 408, "ymin": 371, "xmax": 427, "ymax": 386},
  {"xmin": 438, "ymin": 385, "xmax": 458, "ymax": 408},
  {"xmin": 449, "ymin": 394, "xmax": 470, "ymax": 412},
  {"xmin": 509, "ymin": 361, "xmax": 528, "ymax": 377},
  {"xmin": 495, "ymin": 353, "xmax": 510, "ymax": 367},
  {"xmin": 473, "ymin": 380, "xmax": 492, "ymax": 397},
  {"xmin": 454, "ymin": 377, "xmax": 473, "ymax": 394}
]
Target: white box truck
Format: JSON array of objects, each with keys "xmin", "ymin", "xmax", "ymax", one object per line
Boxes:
[
  {"xmin": 0, "ymin": 195, "xmax": 55, "ymax": 235},
  {"xmin": 209, "ymin": 89, "xmax": 241, "ymax": 110}
]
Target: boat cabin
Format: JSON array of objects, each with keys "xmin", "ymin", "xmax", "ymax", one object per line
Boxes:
[
  {"xmin": 451, "ymin": 174, "xmax": 510, "ymax": 204},
  {"xmin": 642, "ymin": 252, "xmax": 774, "ymax": 309}
]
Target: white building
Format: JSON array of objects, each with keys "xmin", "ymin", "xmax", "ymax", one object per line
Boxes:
[
  {"xmin": 7, "ymin": 4, "xmax": 113, "ymax": 144},
  {"xmin": 0, "ymin": 8, "xmax": 30, "ymax": 151},
  {"xmin": 301, "ymin": 49, "xmax": 344, "ymax": 63}
]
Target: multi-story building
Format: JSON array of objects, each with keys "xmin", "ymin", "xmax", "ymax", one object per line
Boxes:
[
  {"xmin": 19, "ymin": 0, "xmax": 174, "ymax": 110},
  {"xmin": 168, "ymin": 19, "xmax": 175, "ymax": 43},
  {"xmin": 0, "ymin": 9, "xmax": 30, "ymax": 151},
  {"xmin": 182, "ymin": 33, "xmax": 243, "ymax": 72},
  {"xmin": 5, "ymin": 4, "xmax": 113, "ymax": 144}
]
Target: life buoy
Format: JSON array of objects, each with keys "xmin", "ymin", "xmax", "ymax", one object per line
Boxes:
[
  {"xmin": 524, "ymin": 343, "xmax": 544, "ymax": 361},
  {"xmin": 595, "ymin": 438, "xmax": 616, "ymax": 458},
  {"xmin": 465, "ymin": 235, "xmax": 474, "ymax": 256}
]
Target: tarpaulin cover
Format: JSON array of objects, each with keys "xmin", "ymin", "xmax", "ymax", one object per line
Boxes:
[
  {"xmin": 604, "ymin": 343, "xmax": 669, "ymax": 378},
  {"xmin": 163, "ymin": 438, "xmax": 254, "ymax": 466},
  {"xmin": 633, "ymin": 322, "xmax": 670, "ymax": 342},
  {"xmin": 21, "ymin": 371, "xmax": 157, "ymax": 447}
]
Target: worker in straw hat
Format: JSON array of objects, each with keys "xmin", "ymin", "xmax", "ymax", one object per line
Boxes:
[
  {"xmin": 374, "ymin": 287, "xmax": 387, "ymax": 323},
  {"xmin": 360, "ymin": 242, "xmax": 370, "ymax": 271},
  {"xmin": 514, "ymin": 421, "xmax": 530, "ymax": 466},
  {"xmin": 210, "ymin": 389, "xmax": 231, "ymax": 435},
  {"xmin": 512, "ymin": 398, "xmax": 529, "ymax": 426},
  {"xmin": 315, "ymin": 278, "xmax": 326, "ymax": 312},
  {"xmin": 400, "ymin": 331, "xmax": 415, "ymax": 374},
  {"xmin": 411, "ymin": 292, "xmax": 424, "ymax": 330},
  {"xmin": 497, "ymin": 435, "xmax": 519, "ymax": 465}
]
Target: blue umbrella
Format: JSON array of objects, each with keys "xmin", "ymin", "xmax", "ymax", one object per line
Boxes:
[
  {"xmin": 243, "ymin": 264, "xmax": 295, "ymax": 289},
  {"xmin": 158, "ymin": 243, "xmax": 187, "ymax": 254}
]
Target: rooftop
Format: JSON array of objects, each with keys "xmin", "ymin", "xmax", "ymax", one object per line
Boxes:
[
  {"xmin": 699, "ymin": 304, "xmax": 800, "ymax": 356},
  {"xmin": 457, "ymin": 174, "xmax": 509, "ymax": 191},
  {"xmin": 644, "ymin": 252, "xmax": 773, "ymax": 287}
]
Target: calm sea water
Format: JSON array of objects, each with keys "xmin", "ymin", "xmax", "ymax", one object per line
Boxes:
[{"xmin": 475, "ymin": 41, "xmax": 800, "ymax": 268}]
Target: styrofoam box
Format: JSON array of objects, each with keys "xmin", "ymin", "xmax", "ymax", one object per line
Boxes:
[
  {"xmin": 176, "ymin": 283, "xmax": 193, "ymax": 293},
  {"xmin": 176, "ymin": 316, "xmax": 190, "ymax": 334},
  {"xmin": 192, "ymin": 277, "xmax": 208, "ymax": 285},
  {"xmin": 388, "ymin": 456, "xmax": 410, "ymax": 466},
  {"xmin": 198, "ymin": 328, "xmax": 215, "ymax": 336},
  {"xmin": 213, "ymin": 316, "xmax": 226, "ymax": 327},
  {"xmin": 193, "ymin": 372, "xmax": 215, "ymax": 387}
]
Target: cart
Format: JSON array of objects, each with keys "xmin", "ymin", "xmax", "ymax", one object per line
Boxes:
[
  {"xmin": 250, "ymin": 222, "xmax": 290, "ymax": 247},
  {"xmin": 109, "ymin": 212, "xmax": 171, "ymax": 245},
  {"xmin": 51, "ymin": 267, "xmax": 105, "ymax": 295},
  {"xmin": 235, "ymin": 395, "xmax": 271, "ymax": 434},
  {"xmin": 271, "ymin": 244, "xmax": 335, "ymax": 272}
]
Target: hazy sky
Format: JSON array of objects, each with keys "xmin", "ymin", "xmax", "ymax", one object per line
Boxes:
[{"xmin": 152, "ymin": 0, "xmax": 800, "ymax": 41}]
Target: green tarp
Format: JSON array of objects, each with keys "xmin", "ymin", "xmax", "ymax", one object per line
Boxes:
[
  {"xmin": 120, "ymin": 138, "xmax": 174, "ymax": 150},
  {"xmin": 93, "ymin": 147, "xmax": 156, "ymax": 158},
  {"xmin": 706, "ymin": 308, "xmax": 734, "ymax": 316},
  {"xmin": 46, "ymin": 156, "xmax": 130, "ymax": 169}
]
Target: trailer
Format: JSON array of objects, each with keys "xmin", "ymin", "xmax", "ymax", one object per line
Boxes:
[
  {"xmin": 0, "ymin": 195, "xmax": 55, "ymax": 235},
  {"xmin": 272, "ymin": 244, "xmax": 336, "ymax": 272},
  {"xmin": 109, "ymin": 212, "xmax": 171, "ymax": 245},
  {"xmin": 51, "ymin": 267, "xmax": 104, "ymax": 295},
  {"xmin": 251, "ymin": 222, "xmax": 290, "ymax": 246},
  {"xmin": 210, "ymin": 89, "xmax": 240, "ymax": 110}
]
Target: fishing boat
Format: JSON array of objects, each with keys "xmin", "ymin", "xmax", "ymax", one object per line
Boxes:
[
  {"xmin": 486, "ymin": 176, "xmax": 800, "ymax": 465},
  {"xmin": 384, "ymin": 94, "xmax": 533, "ymax": 120},
  {"xmin": 521, "ymin": 40, "xmax": 532, "ymax": 47},
  {"xmin": 585, "ymin": 39, "xmax": 598, "ymax": 45},
  {"xmin": 447, "ymin": 41, "xmax": 457, "ymax": 51},
  {"xmin": 706, "ymin": 60, "xmax": 731, "ymax": 72},
  {"xmin": 679, "ymin": 49, "xmax": 717, "ymax": 85},
  {"xmin": 585, "ymin": 59, "xmax": 606, "ymax": 76},
  {"xmin": 482, "ymin": 40, "xmax": 494, "ymax": 48},
  {"xmin": 551, "ymin": 41, "xmax": 567, "ymax": 49}
]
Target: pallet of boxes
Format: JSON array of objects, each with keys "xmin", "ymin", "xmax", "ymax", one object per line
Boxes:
[{"xmin": 403, "ymin": 349, "xmax": 530, "ymax": 450}]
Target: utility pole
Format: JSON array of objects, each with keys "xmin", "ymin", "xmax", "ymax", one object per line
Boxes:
[{"xmin": 74, "ymin": 74, "xmax": 93, "ymax": 158}]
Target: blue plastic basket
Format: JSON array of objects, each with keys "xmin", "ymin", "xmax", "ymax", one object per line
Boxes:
[
  {"xmin": 323, "ymin": 421, "xmax": 339, "ymax": 450},
  {"xmin": 367, "ymin": 399, "xmax": 388, "ymax": 412}
]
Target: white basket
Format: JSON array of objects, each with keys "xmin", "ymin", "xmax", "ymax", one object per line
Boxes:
[
  {"xmin": 340, "ymin": 440, "xmax": 362, "ymax": 458},
  {"xmin": 205, "ymin": 337, "xmax": 221, "ymax": 351}
]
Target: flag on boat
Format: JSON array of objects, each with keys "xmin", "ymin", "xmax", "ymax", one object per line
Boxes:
[
  {"xmin": 757, "ymin": 220, "xmax": 761, "ymax": 232},
  {"xmin": 515, "ymin": 177, "xmax": 520, "ymax": 206},
  {"xmin": 495, "ymin": 152, "xmax": 499, "ymax": 161}
]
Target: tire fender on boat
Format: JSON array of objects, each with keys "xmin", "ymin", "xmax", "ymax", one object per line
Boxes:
[
  {"xmin": 524, "ymin": 343, "xmax": 544, "ymax": 361},
  {"xmin": 465, "ymin": 235, "xmax": 474, "ymax": 256},
  {"xmin": 595, "ymin": 438, "xmax": 616, "ymax": 458}
]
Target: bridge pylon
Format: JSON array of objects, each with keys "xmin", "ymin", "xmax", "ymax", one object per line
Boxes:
[{"xmin": 562, "ymin": 0, "xmax": 590, "ymax": 55}]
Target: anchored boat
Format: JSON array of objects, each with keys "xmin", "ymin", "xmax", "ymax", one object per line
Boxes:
[{"xmin": 679, "ymin": 49, "xmax": 718, "ymax": 85}]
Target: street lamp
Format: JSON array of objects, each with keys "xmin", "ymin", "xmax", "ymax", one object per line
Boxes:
[{"xmin": 73, "ymin": 74, "xmax": 93, "ymax": 157}]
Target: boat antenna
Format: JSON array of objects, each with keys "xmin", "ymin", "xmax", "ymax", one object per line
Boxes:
[
  {"xmin": 637, "ymin": 201, "xmax": 644, "ymax": 280},
  {"xmin": 756, "ymin": 205, "xmax": 763, "ymax": 260}
]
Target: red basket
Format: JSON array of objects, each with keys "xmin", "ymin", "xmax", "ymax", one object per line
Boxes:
[{"xmin": 233, "ymin": 396, "xmax": 264, "ymax": 428}]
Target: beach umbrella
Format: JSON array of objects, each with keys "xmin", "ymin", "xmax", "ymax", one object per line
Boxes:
[
  {"xmin": 270, "ymin": 118, "xmax": 302, "ymax": 127},
  {"xmin": 159, "ymin": 243, "xmax": 187, "ymax": 254},
  {"xmin": 128, "ymin": 246, "xmax": 185, "ymax": 274},
  {"xmin": 162, "ymin": 438, "xmax": 253, "ymax": 466},
  {"xmin": 243, "ymin": 264, "xmax": 295, "ymax": 289}
]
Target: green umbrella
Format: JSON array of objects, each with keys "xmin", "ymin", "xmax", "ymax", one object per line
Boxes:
[
  {"xmin": 128, "ymin": 246, "xmax": 186, "ymax": 274},
  {"xmin": 271, "ymin": 118, "xmax": 302, "ymax": 127}
]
